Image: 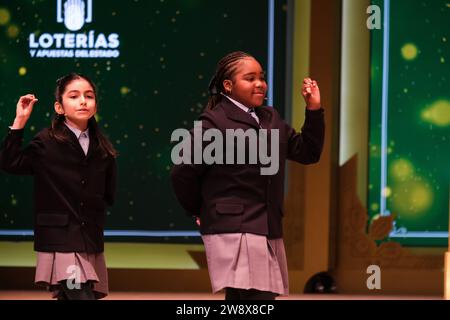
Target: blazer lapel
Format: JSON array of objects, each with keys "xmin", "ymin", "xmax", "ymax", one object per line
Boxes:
[
  {"xmin": 61, "ymin": 125, "xmax": 87, "ymax": 157},
  {"xmin": 86, "ymin": 132, "xmax": 99, "ymax": 159},
  {"xmin": 221, "ymin": 98, "xmax": 261, "ymax": 129},
  {"xmin": 255, "ymin": 107, "xmax": 272, "ymax": 130}
]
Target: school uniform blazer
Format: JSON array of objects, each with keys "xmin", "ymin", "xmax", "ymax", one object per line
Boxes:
[
  {"xmin": 0, "ymin": 125, "xmax": 116, "ymax": 253},
  {"xmin": 170, "ymin": 98, "xmax": 325, "ymax": 238}
]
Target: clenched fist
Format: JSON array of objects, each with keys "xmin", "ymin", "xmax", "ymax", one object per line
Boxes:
[{"xmin": 301, "ymin": 78, "xmax": 321, "ymax": 110}]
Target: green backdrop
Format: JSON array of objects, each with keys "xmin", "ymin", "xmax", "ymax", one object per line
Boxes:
[
  {"xmin": 369, "ymin": 0, "xmax": 450, "ymax": 246},
  {"xmin": 0, "ymin": 0, "xmax": 287, "ymax": 242}
]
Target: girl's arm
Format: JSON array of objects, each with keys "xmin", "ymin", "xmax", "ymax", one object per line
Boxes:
[
  {"xmin": 12, "ymin": 94, "xmax": 38, "ymax": 129},
  {"xmin": 284, "ymin": 78, "xmax": 325, "ymax": 164},
  {"xmin": 0, "ymin": 95, "xmax": 41, "ymax": 175},
  {"xmin": 170, "ymin": 117, "xmax": 214, "ymax": 217},
  {"xmin": 284, "ymin": 109, "xmax": 325, "ymax": 164}
]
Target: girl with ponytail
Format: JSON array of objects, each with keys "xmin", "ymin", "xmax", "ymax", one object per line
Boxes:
[{"xmin": 0, "ymin": 73, "xmax": 117, "ymax": 299}]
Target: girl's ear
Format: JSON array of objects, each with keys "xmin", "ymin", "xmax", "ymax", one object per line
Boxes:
[
  {"xmin": 54, "ymin": 102, "xmax": 64, "ymax": 115},
  {"xmin": 223, "ymin": 79, "xmax": 233, "ymax": 94}
]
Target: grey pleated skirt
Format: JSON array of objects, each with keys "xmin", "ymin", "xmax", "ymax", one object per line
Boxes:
[
  {"xmin": 202, "ymin": 233, "xmax": 289, "ymax": 296},
  {"xmin": 34, "ymin": 252, "xmax": 108, "ymax": 299}
]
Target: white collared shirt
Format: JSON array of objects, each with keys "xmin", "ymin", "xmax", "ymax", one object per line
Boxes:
[
  {"xmin": 64, "ymin": 122, "xmax": 90, "ymax": 155},
  {"xmin": 222, "ymin": 93, "xmax": 260, "ymax": 125}
]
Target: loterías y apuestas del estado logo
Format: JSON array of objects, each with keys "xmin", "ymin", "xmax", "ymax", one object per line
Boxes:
[{"xmin": 29, "ymin": 0, "xmax": 120, "ymax": 59}]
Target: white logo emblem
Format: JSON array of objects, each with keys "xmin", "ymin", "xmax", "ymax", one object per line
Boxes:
[
  {"xmin": 57, "ymin": 0, "xmax": 92, "ymax": 31},
  {"xmin": 29, "ymin": 0, "xmax": 120, "ymax": 59}
]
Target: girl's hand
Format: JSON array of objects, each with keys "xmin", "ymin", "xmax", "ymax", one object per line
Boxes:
[
  {"xmin": 302, "ymin": 78, "xmax": 321, "ymax": 110},
  {"xmin": 195, "ymin": 216, "xmax": 201, "ymax": 227},
  {"xmin": 12, "ymin": 94, "xmax": 38, "ymax": 129}
]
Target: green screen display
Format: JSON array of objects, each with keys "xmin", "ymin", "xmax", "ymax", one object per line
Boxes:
[
  {"xmin": 0, "ymin": 0, "xmax": 287, "ymax": 242},
  {"xmin": 369, "ymin": 0, "xmax": 450, "ymax": 246}
]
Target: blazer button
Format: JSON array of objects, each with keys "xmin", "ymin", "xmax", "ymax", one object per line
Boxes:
[
  {"xmin": 81, "ymin": 221, "xmax": 86, "ymax": 227},
  {"xmin": 80, "ymin": 202, "xmax": 84, "ymax": 207},
  {"xmin": 81, "ymin": 180, "xmax": 86, "ymax": 185}
]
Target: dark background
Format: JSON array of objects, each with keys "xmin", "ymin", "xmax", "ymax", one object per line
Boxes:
[{"xmin": 0, "ymin": 0, "xmax": 288, "ymax": 242}]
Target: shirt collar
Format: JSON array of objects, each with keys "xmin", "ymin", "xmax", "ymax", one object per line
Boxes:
[
  {"xmin": 221, "ymin": 93, "xmax": 252, "ymax": 113},
  {"xmin": 64, "ymin": 122, "xmax": 89, "ymax": 139}
]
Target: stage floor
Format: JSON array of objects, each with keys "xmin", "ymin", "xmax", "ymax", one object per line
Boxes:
[
  {"xmin": 0, "ymin": 291, "xmax": 442, "ymax": 300},
  {"xmin": 1, "ymin": 242, "xmax": 446, "ymax": 298}
]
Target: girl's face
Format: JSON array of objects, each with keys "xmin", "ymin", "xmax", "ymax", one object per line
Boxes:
[
  {"xmin": 224, "ymin": 57, "xmax": 268, "ymax": 107},
  {"xmin": 55, "ymin": 78, "xmax": 97, "ymax": 130}
]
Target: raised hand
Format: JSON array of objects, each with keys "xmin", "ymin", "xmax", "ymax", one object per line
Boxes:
[
  {"xmin": 301, "ymin": 78, "xmax": 321, "ymax": 110},
  {"xmin": 12, "ymin": 94, "xmax": 38, "ymax": 129}
]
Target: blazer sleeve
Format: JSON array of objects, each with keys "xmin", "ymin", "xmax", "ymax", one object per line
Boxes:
[
  {"xmin": 0, "ymin": 128, "xmax": 42, "ymax": 175},
  {"xmin": 170, "ymin": 116, "xmax": 215, "ymax": 217},
  {"xmin": 284, "ymin": 108, "xmax": 325, "ymax": 164},
  {"xmin": 104, "ymin": 157, "xmax": 117, "ymax": 207}
]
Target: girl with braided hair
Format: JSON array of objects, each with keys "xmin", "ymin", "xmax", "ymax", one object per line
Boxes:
[{"xmin": 171, "ymin": 51, "xmax": 324, "ymax": 300}]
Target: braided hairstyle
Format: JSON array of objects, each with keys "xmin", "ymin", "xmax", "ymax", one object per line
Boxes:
[{"xmin": 206, "ymin": 51, "xmax": 253, "ymax": 110}]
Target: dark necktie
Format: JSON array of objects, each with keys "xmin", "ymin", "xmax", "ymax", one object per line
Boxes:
[{"xmin": 248, "ymin": 108, "xmax": 262, "ymax": 128}]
